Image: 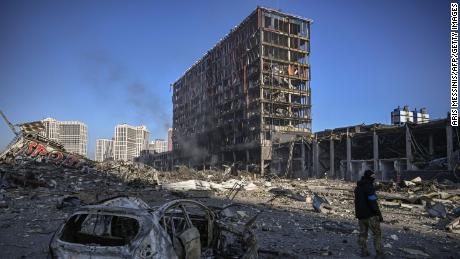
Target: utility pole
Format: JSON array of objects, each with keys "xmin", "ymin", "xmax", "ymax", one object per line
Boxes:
[{"xmin": 0, "ymin": 110, "xmax": 18, "ymax": 136}]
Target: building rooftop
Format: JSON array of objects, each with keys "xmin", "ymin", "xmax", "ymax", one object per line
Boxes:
[{"xmin": 172, "ymin": 6, "xmax": 313, "ymax": 86}]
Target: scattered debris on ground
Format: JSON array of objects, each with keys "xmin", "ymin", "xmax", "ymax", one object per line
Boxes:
[{"xmin": 0, "ymin": 134, "xmax": 459, "ymax": 258}]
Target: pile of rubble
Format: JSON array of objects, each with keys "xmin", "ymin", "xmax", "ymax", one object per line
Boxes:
[
  {"xmin": 258, "ymin": 176, "xmax": 460, "ymax": 233},
  {"xmin": 377, "ymin": 176, "xmax": 460, "ymax": 234},
  {"xmin": 0, "ymin": 134, "xmax": 262, "ymax": 258},
  {"xmin": 1, "ymin": 130, "xmax": 459, "ymax": 236},
  {"xmin": 96, "ymin": 160, "xmax": 160, "ymax": 187},
  {"xmin": 0, "ymin": 158, "xmax": 160, "ymax": 193},
  {"xmin": 1, "ymin": 131, "xmax": 459, "ymax": 258},
  {"xmin": 0, "ymin": 132, "xmax": 162, "ymax": 190}
]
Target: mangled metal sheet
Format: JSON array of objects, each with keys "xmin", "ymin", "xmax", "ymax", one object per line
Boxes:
[
  {"xmin": 18, "ymin": 121, "xmax": 46, "ymax": 134},
  {"xmin": 0, "ymin": 133, "xmax": 90, "ymax": 169},
  {"xmin": 99, "ymin": 196, "xmax": 151, "ymax": 210}
]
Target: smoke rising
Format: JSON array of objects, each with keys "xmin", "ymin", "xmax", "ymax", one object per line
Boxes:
[
  {"xmin": 175, "ymin": 134, "xmax": 209, "ymax": 164},
  {"xmin": 80, "ymin": 51, "xmax": 171, "ymax": 133},
  {"xmin": 126, "ymin": 81, "xmax": 171, "ymax": 132}
]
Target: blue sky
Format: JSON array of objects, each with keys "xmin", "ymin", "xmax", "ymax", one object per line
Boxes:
[{"xmin": 0, "ymin": 0, "xmax": 452, "ymax": 158}]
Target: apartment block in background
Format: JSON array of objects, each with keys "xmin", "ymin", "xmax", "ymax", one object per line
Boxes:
[
  {"xmin": 149, "ymin": 139, "xmax": 168, "ymax": 154},
  {"xmin": 172, "ymin": 7, "xmax": 312, "ymax": 174},
  {"xmin": 40, "ymin": 118, "xmax": 88, "ymax": 157},
  {"xmin": 59, "ymin": 121, "xmax": 88, "ymax": 157},
  {"xmin": 413, "ymin": 108, "xmax": 430, "ymax": 124},
  {"xmin": 95, "ymin": 138, "xmax": 113, "ymax": 162},
  {"xmin": 391, "ymin": 106, "xmax": 413, "ymax": 125},
  {"xmin": 391, "ymin": 106, "xmax": 430, "ymax": 125},
  {"xmin": 135, "ymin": 126, "xmax": 150, "ymax": 157},
  {"xmin": 41, "ymin": 118, "xmax": 60, "ymax": 142},
  {"xmin": 167, "ymin": 128, "xmax": 173, "ymax": 151},
  {"xmin": 113, "ymin": 124, "xmax": 149, "ymax": 161}
]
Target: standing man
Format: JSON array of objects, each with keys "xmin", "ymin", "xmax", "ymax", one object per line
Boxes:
[{"xmin": 354, "ymin": 170, "xmax": 383, "ymax": 257}]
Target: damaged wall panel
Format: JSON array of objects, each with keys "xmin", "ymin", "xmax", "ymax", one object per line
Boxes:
[{"xmin": 1, "ymin": 133, "xmax": 90, "ymax": 169}]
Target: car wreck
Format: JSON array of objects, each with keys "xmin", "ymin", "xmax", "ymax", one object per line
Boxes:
[{"xmin": 49, "ymin": 196, "xmax": 258, "ymax": 258}]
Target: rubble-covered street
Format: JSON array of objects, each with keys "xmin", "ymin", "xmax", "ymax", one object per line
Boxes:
[
  {"xmin": 1, "ymin": 158, "xmax": 459, "ymax": 258},
  {"xmin": 0, "ymin": 1, "xmax": 457, "ymax": 258}
]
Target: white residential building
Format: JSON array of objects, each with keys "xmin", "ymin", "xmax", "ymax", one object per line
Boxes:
[
  {"xmin": 135, "ymin": 126, "xmax": 150, "ymax": 157},
  {"xmin": 391, "ymin": 106, "xmax": 430, "ymax": 125},
  {"xmin": 59, "ymin": 121, "xmax": 88, "ymax": 157},
  {"xmin": 41, "ymin": 118, "xmax": 60, "ymax": 142},
  {"xmin": 391, "ymin": 106, "xmax": 414, "ymax": 125},
  {"xmin": 113, "ymin": 124, "xmax": 149, "ymax": 161},
  {"xmin": 413, "ymin": 108, "xmax": 430, "ymax": 124},
  {"xmin": 96, "ymin": 139, "xmax": 113, "ymax": 162},
  {"xmin": 40, "ymin": 118, "xmax": 88, "ymax": 157},
  {"xmin": 149, "ymin": 139, "xmax": 168, "ymax": 153}
]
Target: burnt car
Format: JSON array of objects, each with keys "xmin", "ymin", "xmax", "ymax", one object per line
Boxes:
[{"xmin": 49, "ymin": 196, "xmax": 258, "ymax": 258}]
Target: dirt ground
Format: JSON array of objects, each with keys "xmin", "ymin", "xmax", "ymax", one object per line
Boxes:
[{"xmin": 0, "ymin": 164, "xmax": 459, "ymax": 258}]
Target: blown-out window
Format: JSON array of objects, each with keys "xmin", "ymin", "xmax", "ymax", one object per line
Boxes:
[{"xmin": 59, "ymin": 214, "xmax": 140, "ymax": 246}]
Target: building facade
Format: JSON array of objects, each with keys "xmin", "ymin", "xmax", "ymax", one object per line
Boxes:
[
  {"xmin": 135, "ymin": 126, "xmax": 150, "ymax": 157},
  {"xmin": 113, "ymin": 124, "xmax": 149, "ymax": 161},
  {"xmin": 149, "ymin": 139, "xmax": 168, "ymax": 154},
  {"xmin": 40, "ymin": 118, "xmax": 88, "ymax": 157},
  {"xmin": 391, "ymin": 106, "xmax": 430, "ymax": 125},
  {"xmin": 95, "ymin": 138, "xmax": 113, "ymax": 162},
  {"xmin": 167, "ymin": 128, "xmax": 173, "ymax": 151},
  {"xmin": 413, "ymin": 108, "xmax": 430, "ymax": 124},
  {"xmin": 172, "ymin": 7, "xmax": 312, "ymax": 174},
  {"xmin": 41, "ymin": 118, "xmax": 60, "ymax": 142},
  {"xmin": 391, "ymin": 106, "xmax": 414, "ymax": 125},
  {"xmin": 58, "ymin": 121, "xmax": 88, "ymax": 157}
]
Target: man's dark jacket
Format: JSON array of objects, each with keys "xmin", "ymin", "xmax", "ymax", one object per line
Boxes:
[{"xmin": 354, "ymin": 177, "xmax": 382, "ymax": 220}]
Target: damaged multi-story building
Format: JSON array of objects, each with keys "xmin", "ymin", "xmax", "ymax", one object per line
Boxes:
[
  {"xmin": 311, "ymin": 114, "xmax": 457, "ymax": 182},
  {"xmin": 169, "ymin": 7, "xmax": 456, "ymax": 182},
  {"xmin": 172, "ymin": 7, "xmax": 312, "ymax": 174}
]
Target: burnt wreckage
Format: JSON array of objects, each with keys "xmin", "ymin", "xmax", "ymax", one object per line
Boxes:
[
  {"xmin": 49, "ymin": 197, "xmax": 258, "ymax": 258},
  {"xmin": 0, "ymin": 120, "xmax": 91, "ymax": 170},
  {"xmin": 171, "ymin": 7, "xmax": 312, "ymax": 175}
]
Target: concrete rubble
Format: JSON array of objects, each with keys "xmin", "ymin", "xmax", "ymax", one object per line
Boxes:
[
  {"xmin": 162, "ymin": 179, "xmax": 258, "ymax": 192},
  {"xmin": 425, "ymin": 202, "xmax": 447, "ymax": 218},
  {"xmin": 0, "ymin": 134, "xmax": 459, "ymax": 258},
  {"xmin": 312, "ymin": 193, "xmax": 333, "ymax": 214}
]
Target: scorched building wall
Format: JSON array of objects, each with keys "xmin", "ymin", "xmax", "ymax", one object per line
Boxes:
[{"xmin": 172, "ymin": 7, "xmax": 312, "ymax": 174}]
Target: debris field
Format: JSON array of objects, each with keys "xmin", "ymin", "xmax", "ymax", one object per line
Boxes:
[{"xmin": 0, "ymin": 157, "xmax": 459, "ymax": 258}]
